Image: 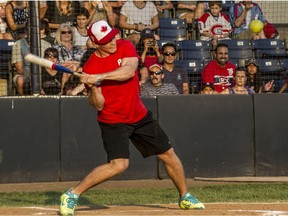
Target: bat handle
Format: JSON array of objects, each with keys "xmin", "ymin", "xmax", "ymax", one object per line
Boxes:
[{"xmin": 73, "ymin": 72, "xmax": 83, "ymax": 77}]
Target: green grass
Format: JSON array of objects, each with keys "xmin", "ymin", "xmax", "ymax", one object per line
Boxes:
[{"xmin": 0, "ymin": 183, "xmax": 288, "ymax": 207}]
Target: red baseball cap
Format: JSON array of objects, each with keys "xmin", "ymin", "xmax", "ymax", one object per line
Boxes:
[{"xmin": 88, "ymin": 20, "xmax": 119, "ymax": 45}]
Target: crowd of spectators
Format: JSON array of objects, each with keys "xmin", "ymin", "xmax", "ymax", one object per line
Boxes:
[{"xmin": 0, "ymin": 0, "xmax": 286, "ymax": 96}]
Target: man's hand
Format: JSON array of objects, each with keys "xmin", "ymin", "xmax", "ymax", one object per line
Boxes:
[
  {"xmin": 264, "ymin": 80, "xmax": 274, "ymax": 91},
  {"xmin": 80, "ymin": 73, "xmax": 103, "ymax": 85}
]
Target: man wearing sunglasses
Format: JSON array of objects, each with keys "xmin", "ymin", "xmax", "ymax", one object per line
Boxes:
[
  {"xmin": 140, "ymin": 63, "xmax": 179, "ymax": 96},
  {"xmin": 59, "ymin": 20, "xmax": 204, "ymax": 216},
  {"xmin": 162, "ymin": 42, "xmax": 190, "ymax": 94}
]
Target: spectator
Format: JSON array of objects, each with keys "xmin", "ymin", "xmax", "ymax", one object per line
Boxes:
[
  {"xmin": 108, "ymin": 0, "xmax": 126, "ymax": 28},
  {"xmin": 200, "ymin": 82, "xmax": 214, "ymax": 94},
  {"xmin": 229, "ymin": 1, "xmax": 266, "ymax": 40},
  {"xmin": 0, "ymin": 0, "xmax": 13, "ymax": 39},
  {"xmin": 82, "ymin": 0, "xmax": 119, "ymax": 27},
  {"xmin": 201, "ymin": 43, "xmax": 236, "ymax": 93},
  {"xmin": 198, "ymin": 1, "xmax": 231, "ymax": 49},
  {"xmin": 40, "ymin": 18, "xmax": 54, "ymax": 45},
  {"xmin": 119, "ymin": 0, "xmax": 159, "ymax": 45},
  {"xmin": 53, "ymin": 23, "xmax": 84, "ymax": 63},
  {"xmin": 53, "ymin": 23, "xmax": 85, "ymax": 95},
  {"xmin": 195, "ymin": 1, "xmax": 210, "ymax": 18},
  {"xmin": 140, "ymin": 63, "xmax": 179, "ymax": 96},
  {"xmin": 41, "ymin": 47, "xmax": 62, "ymax": 95},
  {"xmin": 12, "ymin": 32, "xmax": 51, "ymax": 95},
  {"xmin": 219, "ymin": 67, "xmax": 255, "ymax": 94},
  {"xmin": 137, "ymin": 28, "xmax": 162, "ymax": 84},
  {"xmin": 154, "ymin": 1, "xmax": 173, "ymax": 18},
  {"xmin": 245, "ymin": 58, "xmax": 274, "ymax": 93},
  {"xmin": 45, "ymin": 1, "xmax": 80, "ymax": 34},
  {"xmin": 73, "ymin": 7, "xmax": 90, "ymax": 50},
  {"xmin": 161, "ymin": 42, "xmax": 189, "ymax": 94},
  {"xmin": 65, "ymin": 47, "xmax": 99, "ymax": 96},
  {"xmin": 279, "ymin": 79, "xmax": 288, "ymax": 93},
  {"xmin": 173, "ymin": 1, "xmax": 197, "ymax": 24},
  {"xmin": 5, "ymin": 0, "xmax": 29, "ymax": 40},
  {"xmin": 40, "ymin": 1, "xmax": 48, "ymax": 19}
]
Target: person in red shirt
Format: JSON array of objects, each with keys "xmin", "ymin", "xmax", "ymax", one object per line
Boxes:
[
  {"xmin": 201, "ymin": 43, "xmax": 236, "ymax": 93},
  {"xmin": 59, "ymin": 20, "xmax": 205, "ymax": 216}
]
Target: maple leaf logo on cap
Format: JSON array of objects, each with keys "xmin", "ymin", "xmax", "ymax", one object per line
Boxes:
[{"xmin": 101, "ymin": 26, "xmax": 108, "ymax": 33}]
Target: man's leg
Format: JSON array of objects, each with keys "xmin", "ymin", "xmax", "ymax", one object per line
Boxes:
[
  {"xmin": 157, "ymin": 148, "xmax": 187, "ymax": 197},
  {"xmin": 60, "ymin": 158, "xmax": 129, "ymax": 215},
  {"xmin": 157, "ymin": 148, "xmax": 205, "ymax": 210},
  {"xmin": 73, "ymin": 158, "xmax": 129, "ymax": 195}
]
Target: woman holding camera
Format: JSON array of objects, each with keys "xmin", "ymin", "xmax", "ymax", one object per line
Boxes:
[{"xmin": 137, "ymin": 28, "xmax": 162, "ymax": 85}]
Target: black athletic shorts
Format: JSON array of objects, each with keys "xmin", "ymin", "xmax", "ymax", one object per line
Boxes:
[{"xmin": 98, "ymin": 111, "xmax": 172, "ymax": 161}]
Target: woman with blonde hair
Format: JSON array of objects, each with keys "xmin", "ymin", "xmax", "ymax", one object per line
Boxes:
[
  {"xmin": 53, "ymin": 23, "xmax": 85, "ymax": 95},
  {"xmin": 45, "ymin": 0, "xmax": 80, "ymax": 33}
]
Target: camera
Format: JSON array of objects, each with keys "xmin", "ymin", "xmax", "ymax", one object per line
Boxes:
[{"xmin": 147, "ymin": 41, "xmax": 156, "ymax": 47}]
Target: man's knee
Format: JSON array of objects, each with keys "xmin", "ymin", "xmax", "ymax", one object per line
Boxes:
[
  {"xmin": 110, "ymin": 158, "xmax": 129, "ymax": 175},
  {"xmin": 157, "ymin": 148, "xmax": 176, "ymax": 161}
]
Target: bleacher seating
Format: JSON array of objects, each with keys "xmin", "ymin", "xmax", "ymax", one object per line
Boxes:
[
  {"xmin": 221, "ymin": 39, "xmax": 253, "ymax": 66},
  {"xmin": 158, "ymin": 18, "xmax": 187, "ymax": 41},
  {"xmin": 176, "ymin": 40, "xmax": 212, "ymax": 60},
  {"xmin": 252, "ymin": 39, "xmax": 287, "ymax": 59},
  {"xmin": 174, "ymin": 59, "xmax": 204, "ymax": 93},
  {"xmin": 0, "ymin": 40, "xmax": 16, "ymax": 96},
  {"xmin": 156, "ymin": 39, "xmax": 176, "ymax": 49},
  {"xmin": 159, "ymin": 18, "xmax": 186, "ymax": 29},
  {"xmin": 255, "ymin": 58, "xmax": 285, "ymax": 92}
]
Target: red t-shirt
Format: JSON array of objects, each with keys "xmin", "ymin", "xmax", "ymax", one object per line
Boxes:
[
  {"xmin": 83, "ymin": 39, "xmax": 147, "ymax": 124},
  {"xmin": 202, "ymin": 60, "xmax": 236, "ymax": 93}
]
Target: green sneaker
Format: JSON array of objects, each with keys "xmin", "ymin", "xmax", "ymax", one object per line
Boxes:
[
  {"xmin": 60, "ymin": 188, "xmax": 79, "ymax": 216},
  {"xmin": 179, "ymin": 192, "xmax": 205, "ymax": 210}
]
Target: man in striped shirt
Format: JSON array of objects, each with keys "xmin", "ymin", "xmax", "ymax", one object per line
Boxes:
[{"xmin": 141, "ymin": 63, "xmax": 179, "ymax": 96}]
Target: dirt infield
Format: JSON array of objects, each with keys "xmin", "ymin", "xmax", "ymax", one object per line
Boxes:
[
  {"xmin": 1, "ymin": 203, "xmax": 288, "ymax": 215},
  {"xmin": 1, "ymin": 178, "xmax": 288, "ymax": 215}
]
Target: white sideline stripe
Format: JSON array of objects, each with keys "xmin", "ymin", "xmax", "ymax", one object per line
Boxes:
[
  {"xmin": 21, "ymin": 206, "xmax": 58, "ymax": 211},
  {"xmin": 229, "ymin": 210, "xmax": 288, "ymax": 216}
]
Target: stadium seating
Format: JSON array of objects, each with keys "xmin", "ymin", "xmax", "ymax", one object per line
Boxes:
[
  {"xmin": 252, "ymin": 39, "xmax": 287, "ymax": 59},
  {"xmin": 158, "ymin": 18, "xmax": 187, "ymax": 41},
  {"xmin": 176, "ymin": 40, "xmax": 212, "ymax": 60},
  {"xmin": 159, "ymin": 18, "xmax": 186, "ymax": 29},
  {"xmin": 0, "ymin": 40, "xmax": 16, "ymax": 96},
  {"xmin": 255, "ymin": 58, "xmax": 284, "ymax": 92},
  {"xmin": 156, "ymin": 39, "xmax": 176, "ymax": 49},
  {"xmin": 174, "ymin": 59, "xmax": 204, "ymax": 93},
  {"xmin": 221, "ymin": 39, "xmax": 253, "ymax": 66}
]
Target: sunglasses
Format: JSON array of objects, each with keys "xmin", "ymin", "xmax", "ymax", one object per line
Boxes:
[
  {"xmin": 163, "ymin": 52, "xmax": 176, "ymax": 57},
  {"xmin": 149, "ymin": 71, "xmax": 162, "ymax": 75},
  {"xmin": 45, "ymin": 54, "xmax": 58, "ymax": 58},
  {"xmin": 61, "ymin": 30, "xmax": 72, "ymax": 35}
]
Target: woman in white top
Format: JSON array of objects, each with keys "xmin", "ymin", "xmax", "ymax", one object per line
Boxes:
[{"xmin": 73, "ymin": 7, "xmax": 89, "ymax": 50}]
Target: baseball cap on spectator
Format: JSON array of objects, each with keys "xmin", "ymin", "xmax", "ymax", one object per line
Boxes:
[
  {"xmin": 149, "ymin": 63, "xmax": 162, "ymax": 71},
  {"xmin": 202, "ymin": 82, "xmax": 214, "ymax": 90},
  {"xmin": 245, "ymin": 59, "xmax": 258, "ymax": 68},
  {"xmin": 141, "ymin": 28, "xmax": 154, "ymax": 40},
  {"xmin": 88, "ymin": 20, "xmax": 119, "ymax": 45}
]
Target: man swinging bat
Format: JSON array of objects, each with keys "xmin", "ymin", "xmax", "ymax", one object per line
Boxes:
[{"xmin": 58, "ymin": 20, "xmax": 205, "ymax": 216}]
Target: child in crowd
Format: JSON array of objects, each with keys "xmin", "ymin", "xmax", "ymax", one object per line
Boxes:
[{"xmin": 198, "ymin": 1, "xmax": 231, "ymax": 49}]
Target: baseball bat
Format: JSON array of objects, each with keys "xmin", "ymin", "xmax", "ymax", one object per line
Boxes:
[{"xmin": 24, "ymin": 53, "xmax": 82, "ymax": 77}]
